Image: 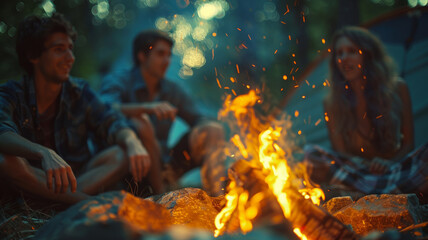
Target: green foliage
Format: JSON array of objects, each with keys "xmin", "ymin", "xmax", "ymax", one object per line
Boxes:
[{"xmin": 0, "ymin": 0, "xmax": 410, "ymax": 107}]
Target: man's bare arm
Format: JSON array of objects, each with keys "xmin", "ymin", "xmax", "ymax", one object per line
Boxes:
[
  {"xmin": 0, "ymin": 131, "xmax": 77, "ymax": 193},
  {"xmin": 114, "ymin": 128, "xmax": 151, "ymax": 182},
  {"xmin": 115, "ymin": 102, "xmax": 177, "ymax": 121}
]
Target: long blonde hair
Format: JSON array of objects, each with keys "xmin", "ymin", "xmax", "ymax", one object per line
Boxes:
[{"xmin": 327, "ymin": 26, "xmax": 402, "ymax": 152}]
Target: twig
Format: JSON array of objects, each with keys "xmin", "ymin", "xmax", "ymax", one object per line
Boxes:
[
  {"xmin": 0, "ymin": 214, "xmax": 20, "ymax": 229},
  {"xmin": 400, "ymin": 221, "xmax": 428, "ymax": 232}
]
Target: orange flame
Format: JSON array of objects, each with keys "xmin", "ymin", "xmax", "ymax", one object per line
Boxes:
[{"xmin": 214, "ymin": 90, "xmax": 324, "ymax": 238}]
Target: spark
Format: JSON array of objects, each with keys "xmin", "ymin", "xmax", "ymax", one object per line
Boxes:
[
  {"xmin": 274, "ymin": 49, "xmax": 278, "ymax": 54},
  {"xmin": 212, "ymin": 32, "xmax": 217, "ymax": 37},
  {"xmin": 237, "ymin": 27, "xmax": 241, "ymax": 31},
  {"xmin": 212, "ymin": 49, "xmax": 214, "ymax": 60},
  {"xmin": 298, "ymin": 130, "xmax": 302, "ymax": 135},
  {"xmin": 215, "ymin": 67, "xmax": 218, "ymax": 76},
  {"xmin": 281, "ymin": 21, "xmax": 286, "ymax": 24},
  {"xmin": 325, "ymin": 79, "xmax": 331, "ymax": 87},
  {"xmin": 283, "ymin": 75, "xmax": 288, "ymax": 80},
  {"xmin": 322, "ymin": 38, "xmax": 325, "ymax": 44},
  {"xmin": 231, "ymin": 89, "xmax": 237, "ymax": 96},
  {"xmin": 183, "ymin": 150, "xmax": 191, "ymax": 161},
  {"xmin": 294, "ymin": 110, "xmax": 299, "ymax": 117},
  {"xmin": 283, "ymin": 4, "xmax": 289, "ymax": 15},
  {"xmin": 236, "ymin": 64, "xmax": 240, "ymax": 74},
  {"xmin": 359, "ymin": 49, "xmax": 362, "ymax": 55},
  {"xmin": 248, "ymin": 34, "xmax": 252, "ymax": 40},
  {"xmin": 241, "ymin": 43, "xmax": 248, "ymax": 49},
  {"xmin": 361, "ymin": 147, "xmax": 364, "ymax": 152},
  {"xmin": 376, "ymin": 115, "xmax": 383, "ymax": 119},
  {"xmin": 216, "ymin": 78, "xmax": 222, "ymax": 88},
  {"xmin": 302, "ymin": 96, "xmax": 306, "ymax": 99},
  {"xmin": 315, "ymin": 119, "xmax": 321, "ymax": 126}
]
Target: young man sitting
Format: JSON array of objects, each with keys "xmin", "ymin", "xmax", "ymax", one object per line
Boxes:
[
  {"xmin": 100, "ymin": 30, "xmax": 225, "ymax": 195},
  {"xmin": 0, "ymin": 14, "xmax": 151, "ymax": 204}
]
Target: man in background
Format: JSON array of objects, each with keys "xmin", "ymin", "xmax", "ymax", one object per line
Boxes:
[{"xmin": 100, "ymin": 30, "xmax": 225, "ymax": 195}]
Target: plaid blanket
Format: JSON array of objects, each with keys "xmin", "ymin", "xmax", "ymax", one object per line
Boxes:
[{"xmin": 303, "ymin": 143, "xmax": 428, "ymax": 194}]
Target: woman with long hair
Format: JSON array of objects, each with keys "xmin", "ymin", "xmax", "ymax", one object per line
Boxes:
[{"xmin": 304, "ymin": 26, "xmax": 428, "ymax": 199}]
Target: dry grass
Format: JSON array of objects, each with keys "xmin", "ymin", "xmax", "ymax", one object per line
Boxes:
[{"xmin": 0, "ymin": 191, "xmax": 59, "ymax": 240}]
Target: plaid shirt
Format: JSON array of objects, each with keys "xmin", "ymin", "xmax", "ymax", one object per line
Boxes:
[
  {"xmin": 304, "ymin": 143, "xmax": 428, "ymax": 194},
  {"xmin": 0, "ymin": 76, "xmax": 131, "ymax": 163},
  {"xmin": 100, "ymin": 68, "xmax": 205, "ymax": 152}
]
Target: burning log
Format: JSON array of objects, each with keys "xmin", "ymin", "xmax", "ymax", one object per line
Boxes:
[{"xmin": 219, "ymin": 160, "xmax": 360, "ymax": 240}]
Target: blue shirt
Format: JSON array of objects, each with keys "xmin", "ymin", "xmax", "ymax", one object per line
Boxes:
[
  {"xmin": 0, "ymin": 76, "xmax": 131, "ymax": 163},
  {"xmin": 100, "ymin": 68, "xmax": 205, "ymax": 152}
]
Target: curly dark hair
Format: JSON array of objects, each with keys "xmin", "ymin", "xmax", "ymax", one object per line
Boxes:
[
  {"xmin": 327, "ymin": 26, "xmax": 401, "ymax": 153},
  {"xmin": 132, "ymin": 29, "xmax": 173, "ymax": 66},
  {"xmin": 16, "ymin": 13, "xmax": 77, "ymax": 76}
]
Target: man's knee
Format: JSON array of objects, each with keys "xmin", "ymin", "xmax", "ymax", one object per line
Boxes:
[
  {"xmin": 189, "ymin": 121, "xmax": 225, "ymax": 164},
  {"xmin": 190, "ymin": 121, "xmax": 225, "ymax": 147},
  {"xmin": 104, "ymin": 145, "xmax": 127, "ymax": 168}
]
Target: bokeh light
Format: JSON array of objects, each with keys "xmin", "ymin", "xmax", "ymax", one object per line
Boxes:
[
  {"xmin": 182, "ymin": 47, "xmax": 206, "ymax": 68},
  {"xmin": 192, "ymin": 26, "xmax": 209, "ymax": 41},
  {"xmin": 197, "ymin": 0, "xmax": 228, "ymax": 20},
  {"xmin": 42, "ymin": 0, "xmax": 55, "ymax": 16},
  {"xmin": 408, "ymin": 0, "xmax": 418, "ymax": 6}
]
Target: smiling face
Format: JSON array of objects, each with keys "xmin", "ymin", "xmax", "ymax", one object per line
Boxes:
[
  {"xmin": 139, "ymin": 40, "xmax": 172, "ymax": 80},
  {"xmin": 334, "ymin": 36, "xmax": 364, "ymax": 82},
  {"xmin": 31, "ymin": 32, "xmax": 75, "ymax": 84}
]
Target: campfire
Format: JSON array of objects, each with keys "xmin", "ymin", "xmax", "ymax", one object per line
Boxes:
[{"xmin": 211, "ymin": 90, "xmax": 357, "ymax": 239}]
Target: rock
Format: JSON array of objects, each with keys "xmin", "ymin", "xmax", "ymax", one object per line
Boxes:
[
  {"xmin": 333, "ymin": 194, "xmax": 422, "ymax": 235},
  {"xmin": 35, "ymin": 191, "xmax": 172, "ymax": 240},
  {"xmin": 150, "ymin": 187, "xmax": 224, "ymax": 232},
  {"xmin": 35, "ymin": 188, "xmax": 224, "ymax": 240},
  {"xmin": 322, "ymin": 196, "xmax": 354, "ymax": 214}
]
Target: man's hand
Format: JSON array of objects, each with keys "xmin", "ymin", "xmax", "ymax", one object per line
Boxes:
[
  {"xmin": 369, "ymin": 157, "xmax": 391, "ymax": 175},
  {"xmin": 40, "ymin": 148, "xmax": 77, "ymax": 194},
  {"xmin": 125, "ymin": 137, "xmax": 151, "ymax": 183},
  {"xmin": 146, "ymin": 101, "xmax": 178, "ymax": 121}
]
